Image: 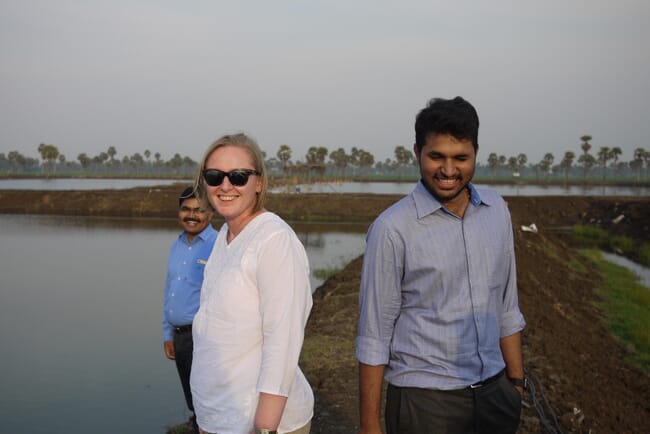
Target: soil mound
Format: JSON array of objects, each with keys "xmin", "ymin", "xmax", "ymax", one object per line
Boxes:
[{"xmin": 304, "ymin": 196, "xmax": 650, "ymax": 434}]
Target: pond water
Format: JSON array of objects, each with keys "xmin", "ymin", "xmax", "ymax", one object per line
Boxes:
[
  {"xmin": 601, "ymin": 252, "xmax": 650, "ymax": 288},
  {"xmin": 0, "ymin": 214, "xmax": 366, "ymax": 434},
  {"xmin": 273, "ymin": 181, "xmax": 650, "ymax": 196},
  {"xmin": 2, "ymin": 209, "xmax": 648, "ymax": 434},
  {"xmin": 0, "ymin": 178, "xmax": 184, "ymax": 190}
]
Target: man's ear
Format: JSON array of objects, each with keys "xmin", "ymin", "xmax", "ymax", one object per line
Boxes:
[{"xmin": 413, "ymin": 143, "xmax": 420, "ymax": 162}]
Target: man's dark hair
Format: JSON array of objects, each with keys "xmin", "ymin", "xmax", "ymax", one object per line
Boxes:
[
  {"xmin": 414, "ymin": 96, "xmax": 479, "ymax": 152},
  {"xmin": 178, "ymin": 186, "xmax": 195, "ymax": 207}
]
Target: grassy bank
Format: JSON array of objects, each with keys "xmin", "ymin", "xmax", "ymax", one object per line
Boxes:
[
  {"xmin": 572, "ymin": 224, "xmax": 650, "ymax": 267},
  {"xmin": 581, "ymin": 249, "xmax": 650, "ymax": 374},
  {"xmin": 572, "ymin": 225, "xmax": 650, "ymax": 373}
]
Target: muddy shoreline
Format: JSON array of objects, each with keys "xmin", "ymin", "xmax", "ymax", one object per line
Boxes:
[{"xmin": 1, "ymin": 184, "xmax": 649, "ymax": 238}]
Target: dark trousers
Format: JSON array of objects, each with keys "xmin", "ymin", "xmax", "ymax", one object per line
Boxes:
[
  {"xmin": 173, "ymin": 329, "xmax": 197, "ymax": 427},
  {"xmin": 385, "ymin": 372, "xmax": 521, "ymax": 434}
]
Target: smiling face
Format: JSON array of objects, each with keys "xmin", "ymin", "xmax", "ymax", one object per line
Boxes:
[
  {"xmin": 415, "ymin": 133, "xmax": 476, "ymax": 216},
  {"xmin": 178, "ymin": 197, "xmax": 212, "ymax": 242},
  {"xmin": 204, "ymin": 145, "xmax": 263, "ymax": 234}
]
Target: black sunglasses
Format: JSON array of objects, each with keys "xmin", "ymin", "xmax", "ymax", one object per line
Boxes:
[{"xmin": 202, "ymin": 168, "xmax": 260, "ymax": 187}]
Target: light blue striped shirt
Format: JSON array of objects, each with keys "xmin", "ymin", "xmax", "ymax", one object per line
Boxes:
[
  {"xmin": 162, "ymin": 225, "xmax": 218, "ymax": 341},
  {"xmin": 356, "ymin": 181, "xmax": 525, "ymax": 390}
]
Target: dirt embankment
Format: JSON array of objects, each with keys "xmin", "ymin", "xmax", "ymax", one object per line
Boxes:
[
  {"xmin": 1, "ymin": 184, "xmax": 649, "ymax": 236},
  {"xmin": 305, "ymin": 195, "xmax": 650, "ymax": 434},
  {"xmin": 2, "ymin": 185, "xmax": 650, "ymax": 433}
]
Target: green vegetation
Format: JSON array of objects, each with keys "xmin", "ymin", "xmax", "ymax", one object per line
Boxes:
[
  {"xmin": 641, "ymin": 244, "xmax": 650, "ymax": 266},
  {"xmin": 2, "ymin": 136, "xmax": 649, "ymax": 182},
  {"xmin": 166, "ymin": 423, "xmax": 192, "ymax": 434},
  {"xmin": 300, "ymin": 335, "xmax": 356, "ymax": 371},
  {"xmin": 572, "ymin": 224, "xmax": 609, "ymax": 246},
  {"xmin": 572, "ymin": 225, "xmax": 650, "ymax": 267},
  {"xmin": 581, "ymin": 249, "xmax": 650, "ymax": 374}
]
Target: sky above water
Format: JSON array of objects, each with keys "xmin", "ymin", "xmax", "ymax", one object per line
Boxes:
[{"xmin": 1, "ymin": 0, "xmax": 648, "ymax": 165}]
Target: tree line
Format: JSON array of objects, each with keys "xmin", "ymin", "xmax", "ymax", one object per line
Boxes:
[{"xmin": 1, "ymin": 136, "xmax": 648, "ymax": 181}]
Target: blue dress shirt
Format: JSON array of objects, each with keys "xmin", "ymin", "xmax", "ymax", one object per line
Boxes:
[
  {"xmin": 356, "ymin": 181, "xmax": 526, "ymax": 390},
  {"xmin": 162, "ymin": 225, "xmax": 218, "ymax": 341}
]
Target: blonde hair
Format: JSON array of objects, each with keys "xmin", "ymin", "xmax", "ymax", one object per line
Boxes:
[{"xmin": 194, "ymin": 133, "xmax": 268, "ymax": 213}]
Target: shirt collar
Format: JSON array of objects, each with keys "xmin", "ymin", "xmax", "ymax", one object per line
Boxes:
[
  {"xmin": 412, "ymin": 180, "xmax": 488, "ymax": 219},
  {"xmin": 180, "ymin": 224, "xmax": 216, "ymax": 243}
]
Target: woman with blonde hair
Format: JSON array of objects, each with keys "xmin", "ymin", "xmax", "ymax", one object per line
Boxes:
[{"xmin": 190, "ymin": 133, "xmax": 313, "ymax": 434}]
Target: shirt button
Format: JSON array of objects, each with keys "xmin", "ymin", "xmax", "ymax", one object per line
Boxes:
[
  {"xmin": 183, "ymin": 261, "xmax": 187, "ymax": 265},
  {"xmin": 188, "ymin": 246, "xmax": 192, "ymax": 250},
  {"xmin": 171, "ymin": 293, "xmax": 175, "ymax": 296},
  {"xmin": 177, "ymin": 277, "xmax": 181, "ymax": 280}
]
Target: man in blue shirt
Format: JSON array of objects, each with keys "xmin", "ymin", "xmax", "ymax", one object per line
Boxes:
[
  {"xmin": 357, "ymin": 97, "xmax": 526, "ymax": 434},
  {"xmin": 163, "ymin": 186, "xmax": 217, "ymax": 433}
]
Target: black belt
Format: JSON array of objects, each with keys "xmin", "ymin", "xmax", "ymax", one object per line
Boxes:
[
  {"xmin": 173, "ymin": 324, "xmax": 192, "ymax": 334},
  {"xmin": 469, "ymin": 369, "xmax": 505, "ymax": 389}
]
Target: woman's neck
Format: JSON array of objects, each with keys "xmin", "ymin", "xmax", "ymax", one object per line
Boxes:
[{"xmin": 226, "ymin": 208, "xmax": 265, "ymax": 243}]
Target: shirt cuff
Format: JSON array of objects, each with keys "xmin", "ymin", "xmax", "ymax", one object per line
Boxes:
[
  {"xmin": 355, "ymin": 335, "xmax": 390, "ymax": 366},
  {"xmin": 500, "ymin": 309, "xmax": 526, "ymax": 337}
]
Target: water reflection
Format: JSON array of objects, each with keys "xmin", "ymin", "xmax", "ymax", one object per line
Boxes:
[
  {"xmin": 272, "ymin": 181, "xmax": 650, "ymax": 196},
  {"xmin": 601, "ymin": 252, "xmax": 650, "ymax": 288},
  {"xmin": 0, "ymin": 214, "xmax": 366, "ymax": 434},
  {"xmin": 0, "ymin": 178, "xmax": 185, "ymax": 190}
]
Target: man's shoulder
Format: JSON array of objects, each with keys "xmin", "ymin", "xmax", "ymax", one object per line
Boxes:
[
  {"xmin": 196, "ymin": 224, "xmax": 218, "ymax": 243},
  {"xmin": 471, "ymin": 187, "xmax": 512, "ymax": 225},
  {"xmin": 473, "ymin": 186, "xmax": 507, "ymax": 208},
  {"xmin": 371, "ymin": 194, "xmax": 416, "ymax": 231},
  {"xmin": 172, "ymin": 231, "xmax": 187, "ymax": 245},
  {"xmin": 204, "ymin": 224, "xmax": 219, "ymax": 237}
]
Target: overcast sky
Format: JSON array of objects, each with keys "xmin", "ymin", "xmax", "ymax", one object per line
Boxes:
[{"xmin": 1, "ymin": 0, "xmax": 648, "ymax": 166}]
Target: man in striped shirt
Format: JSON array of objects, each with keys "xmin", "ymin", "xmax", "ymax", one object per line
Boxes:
[{"xmin": 356, "ymin": 97, "xmax": 526, "ymax": 434}]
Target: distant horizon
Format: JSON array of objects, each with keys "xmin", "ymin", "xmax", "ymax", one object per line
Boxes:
[{"xmin": 1, "ymin": 140, "xmax": 646, "ymax": 167}]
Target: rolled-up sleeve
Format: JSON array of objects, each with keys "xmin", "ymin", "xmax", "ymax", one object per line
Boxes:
[
  {"xmin": 499, "ymin": 208, "xmax": 526, "ymax": 337},
  {"xmin": 356, "ymin": 220, "xmax": 403, "ymax": 366}
]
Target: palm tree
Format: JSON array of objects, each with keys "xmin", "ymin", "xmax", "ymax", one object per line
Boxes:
[
  {"xmin": 609, "ymin": 147, "xmax": 622, "ymax": 178},
  {"xmin": 77, "ymin": 153, "xmax": 91, "ymax": 169},
  {"xmin": 507, "ymin": 156, "xmax": 519, "ymax": 176},
  {"xmin": 394, "ymin": 145, "xmax": 414, "ymax": 177},
  {"xmin": 538, "ymin": 153, "xmax": 554, "ymax": 181},
  {"xmin": 487, "ymin": 153, "xmax": 499, "ymax": 179},
  {"xmin": 276, "ymin": 144, "xmax": 292, "ymax": 174},
  {"xmin": 498, "ymin": 155, "xmax": 506, "ymax": 177},
  {"xmin": 577, "ymin": 153, "xmax": 596, "ymax": 181},
  {"xmin": 597, "ymin": 147, "xmax": 611, "ymax": 180},
  {"xmin": 144, "ymin": 149, "xmax": 152, "ymax": 172},
  {"xmin": 357, "ymin": 149, "xmax": 375, "ymax": 175},
  {"xmin": 328, "ymin": 148, "xmax": 349, "ymax": 176},
  {"xmin": 37, "ymin": 143, "xmax": 60, "ymax": 176},
  {"xmin": 130, "ymin": 153, "xmax": 144, "ymax": 176},
  {"xmin": 579, "ymin": 135, "xmax": 593, "ymax": 180},
  {"xmin": 517, "ymin": 153, "xmax": 527, "ymax": 176},
  {"xmin": 305, "ymin": 146, "xmax": 328, "ymax": 179},
  {"xmin": 349, "ymin": 147, "xmax": 360, "ymax": 169},
  {"xmin": 560, "ymin": 151, "xmax": 576, "ymax": 183},
  {"xmin": 107, "ymin": 146, "xmax": 117, "ymax": 162},
  {"xmin": 305, "ymin": 146, "xmax": 328, "ymax": 165}
]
